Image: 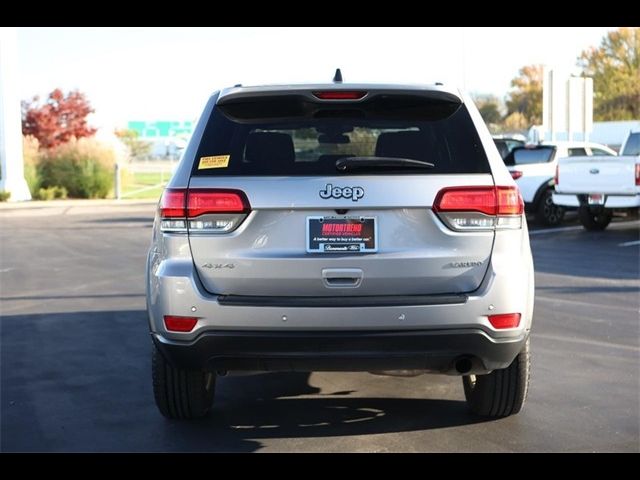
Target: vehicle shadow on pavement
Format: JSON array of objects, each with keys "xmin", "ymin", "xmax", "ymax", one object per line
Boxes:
[
  {"xmin": 210, "ymin": 373, "xmax": 487, "ymax": 443},
  {"xmin": 1, "ymin": 309, "xmax": 489, "ymax": 452}
]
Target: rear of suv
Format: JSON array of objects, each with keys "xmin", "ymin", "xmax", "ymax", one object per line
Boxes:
[{"xmin": 147, "ymin": 82, "xmax": 534, "ymax": 419}]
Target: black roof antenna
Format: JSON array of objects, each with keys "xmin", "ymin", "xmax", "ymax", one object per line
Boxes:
[{"xmin": 333, "ymin": 68, "xmax": 343, "ymax": 83}]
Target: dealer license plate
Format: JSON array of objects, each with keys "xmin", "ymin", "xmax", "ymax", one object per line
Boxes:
[{"xmin": 306, "ymin": 216, "xmax": 377, "ymax": 253}]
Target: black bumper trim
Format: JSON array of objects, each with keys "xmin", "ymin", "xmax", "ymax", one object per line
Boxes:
[
  {"xmin": 216, "ymin": 293, "xmax": 468, "ymax": 308},
  {"xmin": 153, "ymin": 329, "xmax": 527, "ymax": 374}
]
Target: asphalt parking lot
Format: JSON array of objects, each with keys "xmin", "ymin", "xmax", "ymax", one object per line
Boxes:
[{"xmin": 1, "ymin": 204, "xmax": 638, "ymax": 452}]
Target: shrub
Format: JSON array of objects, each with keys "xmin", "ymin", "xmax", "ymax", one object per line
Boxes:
[
  {"xmin": 39, "ymin": 137, "xmax": 116, "ymax": 198},
  {"xmin": 34, "ymin": 186, "xmax": 68, "ymax": 201},
  {"xmin": 23, "ymin": 135, "xmax": 42, "ymax": 194},
  {"xmin": 0, "ymin": 191, "xmax": 11, "ymax": 202}
]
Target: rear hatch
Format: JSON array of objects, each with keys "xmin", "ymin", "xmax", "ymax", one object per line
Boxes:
[
  {"xmin": 186, "ymin": 88, "xmax": 495, "ymax": 297},
  {"xmin": 558, "ymin": 156, "xmax": 638, "ymax": 195}
]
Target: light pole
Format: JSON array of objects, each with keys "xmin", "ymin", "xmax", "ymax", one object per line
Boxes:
[{"xmin": 0, "ymin": 27, "xmax": 31, "ymax": 201}]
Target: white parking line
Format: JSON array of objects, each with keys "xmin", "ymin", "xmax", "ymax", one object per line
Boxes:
[
  {"xmin": 536, "ymin": 295, "xmax": 639, "ymax": 313},
  {"xmin": 529, "ymin": 220, "xmax": 640, "ymax": 236},
  {"xmin": 618, "ymin": 240, "xmax": 640, "ymax": 247},
  {"xmin": 529, "ymin": 225, "xmax": 585, "ymax": 235}
]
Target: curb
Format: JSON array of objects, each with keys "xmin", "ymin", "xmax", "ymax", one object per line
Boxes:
[
  {"xmin": 0, "ymin": 199, "xmax": 158, "ymax": 210},
  {"xmin": 0, "ymin": 199, "xmax": 158, "ymax": 217}
]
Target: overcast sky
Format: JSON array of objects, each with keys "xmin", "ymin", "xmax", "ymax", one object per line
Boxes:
[{"xmin": 17, "ymin": 27, "xmax": 614, "ymax": 129}]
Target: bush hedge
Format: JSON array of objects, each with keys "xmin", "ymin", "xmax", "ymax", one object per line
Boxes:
[{"xmin": 38, "ymin": 137, "xmax": 116, "ymax": 199}]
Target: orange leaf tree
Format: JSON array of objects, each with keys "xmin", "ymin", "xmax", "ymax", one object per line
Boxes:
[{"xmin": 22, "ymin": 88, "xmax": 97, "ymax": 149}]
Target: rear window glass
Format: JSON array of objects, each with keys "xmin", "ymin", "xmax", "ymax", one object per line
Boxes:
[
  {"xmin": 505, "ymin": 147, "xmax": 555, "ymax": 165},
  {"xmin": 622, "ymin": 133, "xmax": 640, "ymax": 156},
  {"xmin": 568, "ymin": 147, "xmax": 587, "ymax": 156},
  {"xmin": 192, "ymin": 95, "xmax": 490, "ymax": 176}
]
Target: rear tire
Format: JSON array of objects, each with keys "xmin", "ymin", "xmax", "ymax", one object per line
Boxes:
[
  {"xmin": 578, "ymin": 205, "xmax": 612, "ymax": 231},
  {"xmin": 535, "ymin": 189, "xmax": 565, "ymax": 226},
  {"xmin": 463, "ymin": 337, "xmax": 530, "ymax": 417},
  {"xmin": 152, "ymin": 343, "xmax": 215, "ymax": 419}
]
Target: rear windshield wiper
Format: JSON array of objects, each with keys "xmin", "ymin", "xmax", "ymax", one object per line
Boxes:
[{"xmin": 335, "ymin": 156, "xmax": 435, "ymax": 172}]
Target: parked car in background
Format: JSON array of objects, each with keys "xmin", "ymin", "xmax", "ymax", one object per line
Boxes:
[
  {"xmin": 553, "ymin": 131, "xmax": 640, "ymax": 230},
  {"xmin": 504, "ymin": 141, "xmax": 617, "ymax": 225},
  {"xmin": 493, "ymin": 135, "xmax": 526, "ymax": 160}
]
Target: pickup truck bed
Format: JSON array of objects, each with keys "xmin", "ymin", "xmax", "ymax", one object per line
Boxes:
[{"xmin": 553, "ymin": 154, "xmax": 640, "ymax": 230}]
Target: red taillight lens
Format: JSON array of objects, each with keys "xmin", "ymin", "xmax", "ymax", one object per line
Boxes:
[
  {"xmin": 312, "ymin": 91, "xmax": 367, "ymax": 100},
  {"xmin": 488, "ymin": 313, "xmax": 521, "ymax": 329},
  {"xmin": 160, "ymin": 188, "xmax": 186, "ymax": 218},
  {"xmin": 433, "ymin": 186, "xmax": 523, "ymax": 231},
  {"xmin": 555, "ymin": 164, "xmax": 560, "ymax": 186},
  {"xmin": 159, "ymin": 188, "xmax": 250, "ymax": 233},
  {"xmin": 496, "ymin": 186, "xmax": 524, "ymax": 215},
  {"xmin": 187, "ymin": 190, "xmax": 248, "ymax": 217},
  {"xmin": 163, "ymin": 315, "xmax": 198, "ymax": 332},
  {"xmin": 635, "ymin": 164, "xmax": 640, "ymax": 186},
  {"xmin": 434, "ymin": 186, "xmax": 498, "ymax": 215},
  {"xmin": 433, "ymin": 186, "xmax": 523, "ymax": 216},
  {"xmin": 510, "ymin": 170, "xmax": 523, "ymax": 180}
]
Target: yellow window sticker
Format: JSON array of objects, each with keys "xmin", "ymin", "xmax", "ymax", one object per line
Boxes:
[{"xmin": 198, "ymin": 155, "xmax": 230, "ymax": 169}]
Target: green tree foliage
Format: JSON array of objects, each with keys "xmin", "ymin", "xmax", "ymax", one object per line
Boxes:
[
  {"xmin": 478, "ymin": 101, "xmax": 502, "ymax": 125},
  {"xmin": 506, "ymin": 65, "xmax": 543, "ymax": 126},
  {"xmin": 114, "ymin": 129, "xmax": 152, "ymax": 161},
  {"xmin": 579, "ymin": 27, "xmax": 640, "ymax": 121},
  {"xmin": 474, "ymin": 94, "xmax": 504, "ymax": 127}
]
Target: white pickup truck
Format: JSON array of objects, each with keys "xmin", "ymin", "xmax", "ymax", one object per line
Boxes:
[{"xmin": 553, "ymin": 131, "xmax": 640, "ymax": 230}]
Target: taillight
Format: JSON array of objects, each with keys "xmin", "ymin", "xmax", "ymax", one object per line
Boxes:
[
  {"xmin": 488, "ymin": 313, "xmax": 521, "ymax": 329},
  {"xmin": 160, "ymin": 189, "xmax": 186, "ymax": 218},
  {"xmin": 433, "ymin": 186, "xmax": 524, "ymax": 231},
  {"xmin": 164, "ymin": 315, "xmax": 199, "ymax": 332},
  {"xmin": 159, "ymin": 188, "xmax": 250, "ymax": 233},
  {"xmin": 187, "ymin": 190, "xmax": 248, "ymax": 217},
  {"xmin": 510, "ymin": 170, "xmax": 523, "ymax": 180},
  {"xmin": 312, "ymin": 91, "xmax": 367, "ymax": 100},
  {"xmin": 555, "ymin": 164, "xmax": 559, "ymax": 186},
  {"xmin": 635, "ymin": 163, "xmax": 640, "ymax": 186}
]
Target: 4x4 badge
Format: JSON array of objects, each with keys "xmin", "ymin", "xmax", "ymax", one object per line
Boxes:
[{"xmin": 319, "ymin": 183, "xmax": 365, "ymax": 202}]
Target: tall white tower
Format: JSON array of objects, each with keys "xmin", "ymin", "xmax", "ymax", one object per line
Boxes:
[{"xmin": 0, "ymin": 27, "xmax": 31, "ymax": 201}]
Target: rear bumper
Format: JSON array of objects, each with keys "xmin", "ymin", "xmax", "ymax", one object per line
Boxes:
[
  {"xmin": 153, "ymin": 329, "xmax": 528, "ymax": 374},
  {"xmin": 553, "ymin": 192, "xmax": 640, "ymax": 208}
]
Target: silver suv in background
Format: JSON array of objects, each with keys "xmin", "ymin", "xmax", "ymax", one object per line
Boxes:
[{"xmin": 147, "ymin": 81, "xmax": 534, "ymax": 419}]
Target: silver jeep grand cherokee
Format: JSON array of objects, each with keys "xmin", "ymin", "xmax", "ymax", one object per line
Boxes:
[{"xmin": 147, "ymin": 80, "xmax": 534, "ymax": 419}]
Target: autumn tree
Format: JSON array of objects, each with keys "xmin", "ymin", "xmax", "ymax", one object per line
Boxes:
[
  {"xmin": 506, "ymin": 65, "xmax": 543, "ymax": 126},
  {"xmin": 474, "ymin": 94, "xmax": 504, "ymax": 126},
  {"xmin": 22, "ymin": 89, "xmax": 97, "ymax": 149},
  {"xmin": 579, "ymin": 27, "xmax": 640, "ymax": 121},
  {"xmin": 114, "ymin": 129, "xmax": 152, "ymax": 161}
]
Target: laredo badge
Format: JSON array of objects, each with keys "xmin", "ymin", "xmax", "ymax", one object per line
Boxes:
[{"xmin": 198, "ymin": 155, "xmax": 230, "ymax": 169}]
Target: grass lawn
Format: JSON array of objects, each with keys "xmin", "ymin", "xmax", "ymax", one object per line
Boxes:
[{"xmin": 121, "ymin": 170, "xmax": 169, "ymax": 199}]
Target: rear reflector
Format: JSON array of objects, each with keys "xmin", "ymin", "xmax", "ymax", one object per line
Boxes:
[
  {"xmin": 488, "ymin": 313, "xmax": 521, "ymax": 329},
  {"xmin": 164, "ymin": 315, "xmax": 198, "ymax": 332},
  {"xmin": 635, "ymin": 163, "xmax": 640, "ymax": 186},
  {"xmin": 313, "ymin": 91, "xmax": 367, "ymax": 100},
  {"xmin": 555, "ymin": 164, "xmax": 559, "ymax": 186},
  {"xmin": 510, "ymin": 170, "xmax": 523, "ymax": 180},
  {"xmin": 187, "ymin": 190, "xmax": 248, "ymax": 217}
]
